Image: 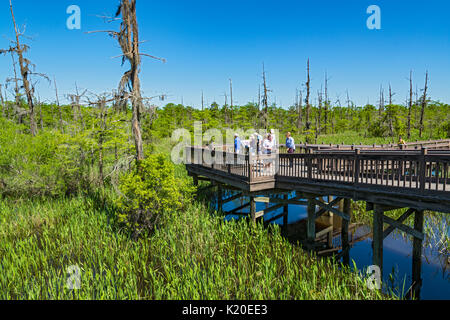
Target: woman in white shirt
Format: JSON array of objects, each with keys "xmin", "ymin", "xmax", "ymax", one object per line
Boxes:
[{"xmin": 263, "ymin": 134, "xmax": 274, "ymax": 155}]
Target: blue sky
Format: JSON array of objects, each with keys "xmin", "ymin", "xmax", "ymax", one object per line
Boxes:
[{"xmin": 0, "ymin": 0, "xmax": 449, "ymax": 108}]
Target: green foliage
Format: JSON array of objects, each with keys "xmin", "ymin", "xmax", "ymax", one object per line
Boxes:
[
  {"xmin": 0, "ymin": 118, "xmax": 75, "ymax": 197},
  {"xmin": 0, "ymin": 106, "xmax": 133, "ymax": 197},
  {"xmin": 116, "ymin": 154, "xmax": 195, "ymax": 238},
  {"xmin": 0, "ymin": 196, "xmax": 393, "ymax": 300}
]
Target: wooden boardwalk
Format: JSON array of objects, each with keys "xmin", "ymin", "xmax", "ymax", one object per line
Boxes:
[
  {"xmin": 187, "ymin": 145, "xmax": 450, "ymax": 213},
  {"xmin": 185, "ymin": 140, "xmax": 450, "ymax": 298}
]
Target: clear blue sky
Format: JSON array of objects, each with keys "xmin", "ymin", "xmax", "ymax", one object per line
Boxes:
[{"xmin": 1, "ymin": 0, "xmax": 449, "ymax": 108}]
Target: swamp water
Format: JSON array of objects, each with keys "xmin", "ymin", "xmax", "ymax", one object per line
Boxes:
[{"xmin": 213, "ymin": 191, "xmax": 449, "ymax": 300}]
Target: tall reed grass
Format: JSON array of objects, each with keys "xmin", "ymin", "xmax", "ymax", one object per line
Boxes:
[{"xmin": 0, "ymin": 195, "xmax": 393, "ymax": 300}]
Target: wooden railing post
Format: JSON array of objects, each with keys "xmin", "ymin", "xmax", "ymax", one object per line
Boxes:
[
  {"xmin": 354, "ymin": 148, "xmax": 361, "ymax": 184},
  {"xmin": 307, "ymin": 150, "xmax": 313, "ymax": 180},
  {"xmin": 420, "ymin": 147, "xmax": 428, "ymax": 193},
  {"xmin": 248, "ymin": 154, "xmax": 253, "ymax": 183}
]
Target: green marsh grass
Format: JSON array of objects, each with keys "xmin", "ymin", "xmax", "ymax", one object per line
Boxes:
[{"xmin": 0, "ymin": 195, "xmax": 393, "ymax": 300}]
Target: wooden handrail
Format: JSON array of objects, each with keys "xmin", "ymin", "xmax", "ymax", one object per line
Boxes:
[{"xmin": 186, "ymin": 144, "xmax": 450, "ymax": 194}]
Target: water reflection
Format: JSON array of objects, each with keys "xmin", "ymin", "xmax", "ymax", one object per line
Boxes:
[{"xmin": 211, "ymin": 190, "xmax": 450, "ymax": 300}]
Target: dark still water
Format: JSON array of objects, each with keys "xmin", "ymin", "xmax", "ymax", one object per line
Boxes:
[{"xmin": 214, "ymin": 191, "xmax": 450, "ymax": 300}]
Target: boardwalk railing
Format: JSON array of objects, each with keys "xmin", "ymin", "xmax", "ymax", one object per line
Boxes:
[
  {"xmin": 277, "ymin": 139, "xmax": 450, "ymax": 153},
  {"xmin": 186, "ymin": 146, "xmax": 450, "ymax": 196},
  {"xmin": 278, "ymin": 148, "xmax": 450, "ymax": 195},
  {"xmin": 186, "ymin": 146, "xmax": 278, "ymax": 183}
]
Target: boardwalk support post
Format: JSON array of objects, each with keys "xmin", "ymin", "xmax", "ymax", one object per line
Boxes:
[
  {"xmin": 373, "ymin": 204, "xmax": 384, "ymax": 279},
  {"xmin": 307, "ymin": 197, "xmax": 316, "ymax": 243},
  {"xmin": 193, "ymin": 175, "xmax": 199, "ymax": 187},
  {"xmin": 411, "ymin": 210, "xmax": 424, "ymax": 299},
  {"xmin": 342, "ymin": 198, "xmax": 352, "ymax": 265},
  {"xmin": 217, "ymin": 183, "xmax": 223, "ymax": 213},
  {"xmin": 283, "ymin": 194, "xmax": 289, "ymax": 233},
  {"xmin": 250, "ymin": 196, "xmax": 256, "ymax": 223}
]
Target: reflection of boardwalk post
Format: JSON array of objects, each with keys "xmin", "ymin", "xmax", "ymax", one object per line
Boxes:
[
  {"xmin": 217, "ymin": 183, "xmax": 223, "ymax": 213},
  {"xmin": 326, "ymin": 196, "xmax": 333, "ymax": 248},
  {"xmin": 412, "ymin": 210, "xmax": 424, "ymax": 299},
  {"xmin": 342, "ymin": 198, "xmax": 352, "ymax": 265},
  {"xmin": 193, "ymin": 174, "xmax": 199, "ymax": 187},
  {"xmin": 373, "ymin": 204, "xmax": 384, "ymax": 278},
  {"xmin": 250, "ymin": 196, "xmax": 256, "ymax": 223},
  {"xmin": 283, "ymin": 194, "xmax": 289, "ymax": 233},
  {"xmin": 307, "ymin": 197, "xmax": 316, "ymax": 244}
]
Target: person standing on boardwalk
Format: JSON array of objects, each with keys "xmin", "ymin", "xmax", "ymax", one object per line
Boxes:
[
  {"xmin": 270, "ymin": 129, "xmax": 277, "ymax": 152},
  {"xmin": 256, "ymin": 132, "xmax": 263, "ymax": 155},
  {"xmin": 286, "ymin": 132, "xmax": 296, "ymax": 154},
  {"xmin": 234, "ymin": 133, "xmax": 242, "ymax": 153},
  {"xmin": 263, "ymin": 134, "xmax": 274, "ymax": 155}
]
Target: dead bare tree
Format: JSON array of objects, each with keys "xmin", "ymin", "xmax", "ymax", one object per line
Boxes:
[
  {"xmin": 0, "ymin": 84, "xmax": 4, "ymax": 117},
  {"xmin": 261, "ymin": 63, "xmax": 270, "ymax": 130},
  {"xmin": 317, "ymin": 88, "xmax": 323, "ymax": 136},
  {"xmin": 296, "ymin": 88, "xmax": 303, "ymax": 133},
  {"xmin": 1, "ymin": 85, "xmax": 9, "ymax": 118},
  {"xmin": 257, "ymin": 85, "xmax": 261, "ymax": 111},
  {"xmin": 88, "ymin": 0, "xmax": 166, "ymax": 163},
  {"xmin": 7, "ymin": 51, "xmax": 21, "ymax": 117},
  {"xmin": 36, "ymin": 94, "xmax": 44, "ymax": 131},
  {"xmin": 323, "ymin": 73, "xmax": 329, "ymax": 134},
  {"xmin": 388, "ymin": 84, "xmax": 395, "ymax": 106},
  {"xmin": 229, "ymin": 78, "xmax": 233, "ymax": 123},
  {"xmin": 67, "ymin": 84, "xmax": 87, "ymax": 131},
  {"xmin": 222, "ymin": 92, "xmax": 229, "ymax": 124},
  {"xmin": 305, "ymin": 59, "xmax": 311, "ymax": 131},
  {"xmin": 1, "ymin": 0, "xmax": 48, "ymax": 136},
  {"xmin": 407, "ymin": 70, "xmax": 413, "ymax": 139},
  {"xmin": 419, "ymin": 71, "xmax": 429, "ymax": 138},
  {"xmin": 53, "ymin": 77, "xmax": 64, "ymax": 133},
  {"xmin": 378, "ymin": 85, "xmax": 385, "ymax": 117},
  {"xmin": 201, "ymin": 90, "xmax": 204, "ymax": 111}
]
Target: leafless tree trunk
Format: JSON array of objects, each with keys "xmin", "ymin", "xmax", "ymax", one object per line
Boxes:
[
  {"xmin": 201, "ymin": 90, "xmax": 204, "ymax": 111},
  {"xmin": 36, "ymin": 94, "xmax": 43, "ymax": 130},
  {"xmin": 68, "ymin": 84, "xmax": 87, "ymax": 131},
  {"xmin": 419, "ymin": 71, "xmax": 428, "ymax": 138},
  {"xmin": 296, "ymin": 89, "xmax": 303, "ymax": 133},
  {"xmin": 317, "ymin": 88, "xmax": 323, "ymax": 136},
  {"xmin": 223, "ymin": 92, "xmax": 228, "ymax": 124},
  {"xmin": 388, "ymin": 84, "xmax": 395, "ymax": 106},
  {"xmin": 305, "ymin": 59, "xmax": 311, "ymax": 131},
  {"xmin": 257, "ymin": 85, "xmax": 261, "ymax": 111},
  {"xmin": 8, "ymin": 0, "xmax": 37, "ymax": 136},
  {"xmin": 407, "ymin": 70, "xmax": 413, "ymax": 139},
  {"xmin": 54, "ymin": 77, "xmax": 64, "ymax": 133},
  {"xmin": 262, "ymin": 63, "xmax": 269, "ymax": 130},
  {"xmin": 98, "ymin": 98, "xmax": 107, "ymax": 186},
  {"xmin": 90, "ymin": 0, "xmax": 165, "ymax": 163},
  {"xmin": 229, "ymin": 78, "xmax": 233, "ymax": 123},
  {"xmin": 0, "ymin": 84, "xmax": 4, "ymax": 117},
  {"xmin": 323, "ymin": 74, "xmax": 329, "ymax": 134},
  {"xmin": 378, "ymin": 85, "xmax": 384, "ymax": 117},
  {"xmin": 1, "ymin": 85, "xmax": 9, "ymax": 119},
  {"xmin": 10, "ymin": 51, "xmax": 21, "ymax": 116}
]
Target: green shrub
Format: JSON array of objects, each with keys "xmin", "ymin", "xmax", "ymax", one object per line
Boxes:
[
  {"xmin": 116, "ymin": 154, "xmax": 195, "ymax": 239},
  {"xmin": 0, "ymin": 118, "xmax": 73, "ymax": 197}
]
